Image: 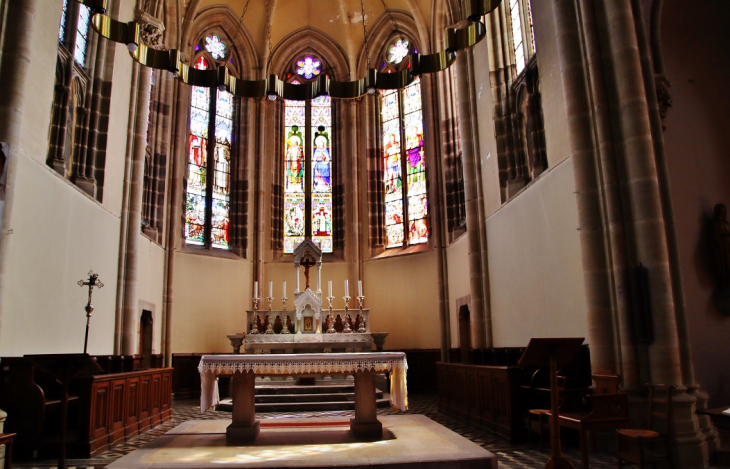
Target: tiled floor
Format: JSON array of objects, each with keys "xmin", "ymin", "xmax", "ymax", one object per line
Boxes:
[{"xmin": 12, "ymin": 395, "xmax": 621, "ymax": 468}]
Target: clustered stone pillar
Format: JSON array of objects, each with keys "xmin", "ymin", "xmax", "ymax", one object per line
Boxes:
[
  {"xmin": 121, "ymin": 66, "xmax": 153, "ymax": 355},
  {"xmin": 553, "ymin": 0, "xmax": 711, "ymax": 465},
  {"xmin": 454, "ymin": 49, "xmax": 492, "ymax": 349}
]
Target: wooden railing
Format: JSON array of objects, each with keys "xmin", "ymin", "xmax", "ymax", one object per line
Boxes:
[{"xmin": 437, "ymin": 362, "xmax": 525, "ymax": 442}]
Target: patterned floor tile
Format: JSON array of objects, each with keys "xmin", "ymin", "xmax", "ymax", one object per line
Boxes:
[{"xmin": 11, "ymin": 394, "xmax": 623, "ymax": 468}]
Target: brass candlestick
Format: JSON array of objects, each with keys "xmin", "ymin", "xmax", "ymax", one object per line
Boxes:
[{"xmin": 326, "ymin": 295, "xmax": 335, "ymax": 333}]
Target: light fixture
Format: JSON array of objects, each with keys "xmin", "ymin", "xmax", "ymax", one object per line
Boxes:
[
  {"xmin": 85, "ymin": 0, "xmax": 501, "ymax": 100},
  {"xmin": 366, "ymin": 69, "xmax": 377, "ymax": 95},
  {"xmin": 126, "ymin": 42, "xmax": 137, "ymax": 52}
]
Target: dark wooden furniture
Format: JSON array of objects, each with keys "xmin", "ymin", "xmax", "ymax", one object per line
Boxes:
[
  {"xmin": 554, "ymin": 392, "xmax": 629, "ymax": 468},
  {"xmin": 75, "ymin": 368, "xmax": 173, "ymax": 455},
  {"xmin": 518, "ymin": 337, "xmax": 585, "ymax": 469},
  {"xmin": 0, "ymin": 358, "xmax": 173, "ymax": 460},
  {"xmin": 25, "ymin": 354, "xmax": 104, "ymax": 469},
  {"xmin": 697, "ymin": 405, "xmax": 730, "ymax": 465},
  {"xmin": 437, "ymin": 362, "xmax": 525, "ymax": 442},
  {"xmin": 0, "ymin": 433, "xmax": 15, "ymax": 469},
  {"xmin": 617, "ymin": 384, "xmax": 675, "ymax": 469}
]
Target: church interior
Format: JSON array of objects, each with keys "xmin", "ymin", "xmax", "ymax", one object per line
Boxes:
[{"xmin": 0, "ymin": 0, "xmax": 729, "ymax": 467}]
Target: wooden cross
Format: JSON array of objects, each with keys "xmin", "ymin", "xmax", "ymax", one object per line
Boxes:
[{"xmin": 301, "ymin": 256, "xmax": 316, "ymax": 290}]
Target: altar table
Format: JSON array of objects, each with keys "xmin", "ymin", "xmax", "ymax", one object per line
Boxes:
[{"xmin": 198, "ymin": 352, "xmax": 408, "ymax": 442}]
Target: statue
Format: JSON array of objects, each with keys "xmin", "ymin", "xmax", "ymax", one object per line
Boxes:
[
  {"xmin": 711, "ymin": 203, "xmax": 730, "ymax": 286},
  {"xmin": 711, "ymin": 203, "xmax": 730, "ymax": 315}
]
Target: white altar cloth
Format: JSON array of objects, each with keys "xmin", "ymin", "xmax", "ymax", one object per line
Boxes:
[{"xmin": 199, "ymin": 352, "xmax": 408, "ymax": 412}]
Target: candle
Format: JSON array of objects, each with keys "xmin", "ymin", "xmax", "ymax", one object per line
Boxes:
[
  {"xmin": 269, "ymin": 280, "xmax": 273, "ymax": 298},
  {"xmin": 328, "ymin": 280, "xmax": 332, "ymax": 297},
  {"xmin": 358, "ymin": 280, "xmax": 363, "ymax": 297},
  {"xmin": 345, "ymin": 279, "xmax": 349, "ymax": 297},
  {"xmin": 254, "ymin": 281, "xmax": 258, "ymax": 298},
  {"xmin": 283, "ymin": 280, "xmax": 287, "ymax": 298}
]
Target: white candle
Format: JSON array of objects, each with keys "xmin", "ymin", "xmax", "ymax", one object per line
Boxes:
[
  {"xmin": 283, "ymin": 280, "xmax": 287, "ymax": 298},
  {"xmin": 254, "ymin": 281, "xmax": 258, "ymax": 298},
  {"xmin": 345, "ymin": 279, "xmax": 349, "ymax": 297},
  {"xmin": 269, "ymin": 280, "xmax": 273, "ymax": 298},
  {"xmin": 358, "ymin": 280, "xmax": 363, "ymax": 297},
  {"xmin": 328, "ymin": 280, "xmax": 332, "ymax": 297}
]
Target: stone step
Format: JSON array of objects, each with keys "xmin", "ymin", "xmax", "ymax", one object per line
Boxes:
[
  {"xmin": 216, "ymin": 397, "xmax": 391, "ymax": 413},
  {"xmin": 255, "ymin": 391, "xmax": 383, "ymax": 403},
  {"xmin": 255, "ymin": 384, "xmax": 355, "ymax": 395}
]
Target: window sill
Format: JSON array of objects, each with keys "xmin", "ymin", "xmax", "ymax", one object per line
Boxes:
[
  {"xmin": 370, "ymin": 242, "xmax": 431, "ymax": 260},
  {"xmin": 178, "ymin": 243, "xmax": 243, "ymax": 260}
]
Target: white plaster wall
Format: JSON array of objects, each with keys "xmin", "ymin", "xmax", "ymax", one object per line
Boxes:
[
  {"xmin": 172, "ymin": 254, "xmax": 252, "ymax": 353},
  {"xmin": 0, "ymin": 0, "xmax": 133, "ymax": 356},
  {"xmin": 363, "ymin": 251, "xmax": 440, "ymax": 350},
  {"xmin": 486, "ymin": 158, "xmax": 587, "ymax": 346}
]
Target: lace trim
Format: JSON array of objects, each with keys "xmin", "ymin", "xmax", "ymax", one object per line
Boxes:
[{"xmin": 198, "ymin": 354, "xmax": 407, "ymax": 376}]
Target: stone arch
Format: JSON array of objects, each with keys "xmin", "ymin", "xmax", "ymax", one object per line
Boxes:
[
  {"xmin": 356, "ymin": 10, "xmax": 422, "ymax": 75},
  {"xmin": 269, "ymin": 27, "xmax": 350, "ymax": 81},
  {"xmin": 181, "ymin": 4, "xmax": 260, "ymax": 79}
]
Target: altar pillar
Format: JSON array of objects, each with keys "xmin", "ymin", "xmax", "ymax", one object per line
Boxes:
[
  {"xmin": 350, "ymin": 370, "xmax": 382, "ymax": 438},
  {"xmin": 295, "ymin": 264, "xmax": 300, "ymax": 293},
  {"xmin": 227, "ymin": 370, "xmax": 260, "ymax": 442}
]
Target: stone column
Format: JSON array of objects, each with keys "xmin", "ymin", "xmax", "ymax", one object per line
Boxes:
[
  {"xmin": 122, "ymin": 66, "xmax": 153, "ymax": 355},
  {"xmin": 0, "ymin": 0, "xmax": 39, "ymax": 333},
  {"xmin": 454, "ymin": 49, "xmax": 490, "ymax": 349}
]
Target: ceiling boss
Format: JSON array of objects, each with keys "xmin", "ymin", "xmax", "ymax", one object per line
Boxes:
[{"xmin": 74, "ymin": 0, "xmax": 502, "ymax": 100}]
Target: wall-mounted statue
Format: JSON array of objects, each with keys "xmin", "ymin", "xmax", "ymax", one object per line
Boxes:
[{"xmin": 710, "ymin": 203, "xmax": 730, "ymax": 315}]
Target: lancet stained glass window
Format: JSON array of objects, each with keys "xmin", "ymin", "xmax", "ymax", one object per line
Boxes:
[
  {"xmin": 59, "ymin": 0, "xmax": 68, "ymax": 43},
  {"xmin": 185, "ymin": 57, "xmax": 210, "ymax": 245},
  {"xmin": 283, "ymin": 70, "xmax": 333, "ymax": 254},
  {"xmin": 185, "ymin": 56, "xmax": 232, "ymax": 249},
  {"xmin": 74, "ymin": 3, "xmax": 91, "ymax": 67},
  {"xmin": 510, "ymin": 0, "xmax": 536, "ymax": 74},
  {"xmin": 381, "ymin": 77, "xmax": 428, "ymax": 248}
]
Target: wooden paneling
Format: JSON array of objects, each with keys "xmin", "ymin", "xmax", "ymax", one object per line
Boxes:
[
  {"xmin": 76, "ymin": 368, "xmax": 174, "ymax": 457},
  {"xmin": 437, "ymin": 362, "xmax": 525, "ymax": 442}
]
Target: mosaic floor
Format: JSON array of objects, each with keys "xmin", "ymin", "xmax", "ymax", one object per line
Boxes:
[{"xmin": 13, "ymin": 395, "xmax": 623, "ymax": 469}]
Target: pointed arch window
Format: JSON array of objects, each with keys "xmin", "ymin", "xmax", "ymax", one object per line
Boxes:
[
  {"xmin": 184, "ymin": 56, "xmax": 232, "ymax": 250},
  {"xmin": 510, "ymin": 0, "xmax": 536, "ymax": 74},
  {"xmin": 380, "ymin": 39, "xmax": 429, "ymax": 249},
  {"xmin": 283, "ymin": 59, "xmax": 333, "ymax": 254}
]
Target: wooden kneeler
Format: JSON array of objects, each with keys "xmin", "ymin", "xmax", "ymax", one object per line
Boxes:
[{"xmin": 519, "ymin": 338, "xmax": 585, "ymax": 469}]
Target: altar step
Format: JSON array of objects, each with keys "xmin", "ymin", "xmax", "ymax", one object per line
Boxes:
[{"xmin": 216, "ymin": 384, "xmax": 390, "ymax": 412}]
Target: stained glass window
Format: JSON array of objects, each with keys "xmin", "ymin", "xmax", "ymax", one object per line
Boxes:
[
  {"xmin": 59, "ymin": 0, "xmax": 68, "ymax": 43},
  {"xmin": 205, "ymin": 35, "xmax": 227, "ymax": 60},
  {"xmin": 510, "ymin": 0, "xmax": 525, "ymax": 74},
  {"xmin": 185, "ymin": 57, "xmax": 210, "ymax": 246},
  {"xmin": 296, "ymin": 57, "xmax": 321, "ymax": 80},
  {"xmin": 311, "ymin": 96, "xmax": 332, "ymax": 252},
  {"xmin": 74, "ymin": 3, "xmax": 91, "ymax": 67},
  {"xmin": 381, "ymin": 77, "xmax": 428, "ymax": 249},
  {"xmin": 510, "ymin": 0, "xmax": 536, "ymax": 74},
  {"xmin": 386, "ymin": 39, "xmax": 409, "ymax": 65},
  {"xmin": 211, "ymin": 89, "xmax": 232, "ymax": 249},
  {"xmin": 284, "ymin": 99, "xmax": 306, "ymax": 253},
  {"xmin": 283, "ymin": 71, "xmax": 333, "ymax": 254}
]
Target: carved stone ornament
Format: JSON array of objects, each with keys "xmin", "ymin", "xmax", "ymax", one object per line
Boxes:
[{"xmin": 135, "ymin": 11, "xmax": 166, "ymax": 50}]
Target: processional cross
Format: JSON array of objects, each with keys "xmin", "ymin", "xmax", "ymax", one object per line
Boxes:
[
  {"xmin": 301, "ymin": 256, "xmax": 317, "ymax": 290},
  {"xmin": 78, "ymin": 270, "xmax": 104, "ymax": 354}
]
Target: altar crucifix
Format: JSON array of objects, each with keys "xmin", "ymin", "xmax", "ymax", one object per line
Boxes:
[{"xmin": 301, "ymin": 255, "xmax": 317, "ymax": 290}]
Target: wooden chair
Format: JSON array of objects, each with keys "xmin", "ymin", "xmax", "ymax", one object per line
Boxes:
[
  {"xmin": 592, "ymin": 370, "xmax": 621, "ymax": 394},
  {"xmin": 616, "ymin": 384, "xmax": 676, "ymax": 469},
  {"xmin": 0, "ymin": 433, "xmax": 15, "ymax": 469}
]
